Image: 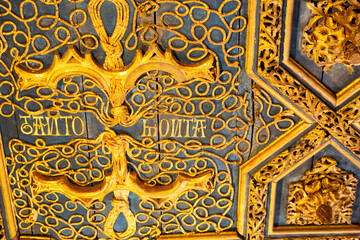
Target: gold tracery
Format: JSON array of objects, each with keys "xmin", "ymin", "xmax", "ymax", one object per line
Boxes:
[{"xmin": 0, "ymin": 0, "xmax": 255, "ymax": 239}]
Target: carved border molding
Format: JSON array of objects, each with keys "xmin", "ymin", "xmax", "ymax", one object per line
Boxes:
[
  {"xmin": 243, "ymin": 0, "xmax": 360, "ymax": 238},
  {"xmin": 283, "ymin": 0, "xmax": 360, "ymax": 107}
]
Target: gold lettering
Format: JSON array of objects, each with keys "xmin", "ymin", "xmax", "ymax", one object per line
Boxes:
[
  {"xmin": 19, "ymin": 115, "xmax": 209, "ymax": 138},
  {"xmin": 72, "ymin": 117, "xmax": 85, "ymax": 136},
  {"xmin": 60, "ymin": 116, "xmax": 72, "ymax": 136},
  {"xmin": 183, "ymin": 119, "xmax": 193, "ymax": 137},
  {"xmin": 192, "ymin": 119, "xmax": 206, "ymax": 138},
  {"xmin": 142, "ymin": 119, "xmax": 157, "ymax": 137},
  {"xmin": 45, "ymin": 117, "xmax": 60, "ymax": 136},
  {"xmin": 32, "ymin": 116, "xmax": 47, "ymax": 136},
  {"xmin": 159, "ymin": 119, "xmax": 169, "ymax": 137},
  {"xmin": 20, "ymin": 115, "xmax": 33, "ymax": 135},
  {"xmin": 170, "ymin": 119, "xmax": 182, "ymax": 137}
]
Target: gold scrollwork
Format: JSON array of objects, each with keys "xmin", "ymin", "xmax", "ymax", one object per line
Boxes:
[
  {"xmin": 286, "ymin": 157, "xmax": 358, "ymax": 225},
  {"xmin": 246, "ymin": 127, "xmax": 329, "ymax": 239},
  {"xmin": 8, "ymin": 126, "xmax": 237, "ymax": 239},
  {"xmin": 254, "ymin": 0, "xmax": 360, "ymax": 186},
  {"xmin": 253, "ymin": 85, "xmax": 296, "ymax": 144},
  {"xmin": 15, "ymin": 44, "xmax": 215, "ymax": 126},
  {"xmin": 246, "ymin": 0, "xmax": 360, "ymax": 237},
  {"xmin": 0, "ymin": 0, "xmax": 257, "ymax": 239}
]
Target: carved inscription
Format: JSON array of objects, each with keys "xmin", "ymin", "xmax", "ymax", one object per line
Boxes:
[
  {"xmin": 142, "ymin": 118, "xmax": 207, "ymax": 138},
  {"xmin": 19, "ymin": 115, "xmax": 85, "ymax": 136}
]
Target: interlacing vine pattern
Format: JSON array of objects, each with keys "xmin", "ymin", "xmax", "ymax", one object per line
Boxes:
[
  {"xmin": 253, "ymin": 85, "xmax": 295, "ymax": 145},
  {"xmin": 8, "ymin": 130, "xmax": 234, "ymax": 239},
  {"xmin": 257, "ymin": 0, "xmax": 360, "ymax": 158},
  {"xmin": 0, "ymin": 0, "xmax": 296, "ymax": 143},
  {"xmin": 0, "ymin": 0, "xmax": 248, "ymax": 124}
]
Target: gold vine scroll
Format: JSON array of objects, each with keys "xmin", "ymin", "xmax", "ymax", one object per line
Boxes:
[
  {"xmin": 8, "ymin": 130, "xmax": 235, "ymax": 239},
  {"xmin": 0, "ymin": 0, "xmax": 257, "ymax": 239}
]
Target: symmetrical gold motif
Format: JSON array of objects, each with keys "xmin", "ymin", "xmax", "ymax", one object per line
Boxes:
[
  {"xmin": 286, "ymin": 157, "xmax": 357, "ymax": 225},
  {"xmin": 8, "ymin": 129, "xmax": 236, "ymax": 239},
  {"xmin": 15, "ymin": 45, "xmax": 215, "ymax": 126},
  {"xmin": 4, "ymin": 0, "xmax": 356, "ymax": 239},
  {"xmin": 27, "ymin": 129, "xmax": 213, "ymax": 239},
  {"xmin": 303, "ymin": 0, "xmax": 360, "ymax": 72},
  {"xmin": 0, "ymin": 0, "xmax": 250, "ymax": 239}
]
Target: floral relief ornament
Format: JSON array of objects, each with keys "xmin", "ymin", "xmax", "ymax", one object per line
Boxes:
[
  {"xmin": 303, "ymin": 0, "xmax": 360, "ymax": 72},
  {"xmin": 286, "ymin": 157, "xmax": 358, "ymax": 225}
]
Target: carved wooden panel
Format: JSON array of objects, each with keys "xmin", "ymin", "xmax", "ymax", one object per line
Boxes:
[{"xmin": 0, "ymin": 0, "xmax": 360, "ymax": 239}]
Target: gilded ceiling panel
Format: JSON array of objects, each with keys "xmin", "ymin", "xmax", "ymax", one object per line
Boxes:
[{"xmin": 0, "ymin": 0, "xmax": 360, "ymax": 239}]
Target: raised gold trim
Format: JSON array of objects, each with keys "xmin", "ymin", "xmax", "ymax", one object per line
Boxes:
[
  {"xmin": 19, "ymin": 237, "xmax": 54, "ymax": 240},
  {"xmin": 245, "ymin": 0, "xmax": 314, "ymax": 124},
  {"xmin": 282, "ymin": 0, "xmax": 360, "ymax": 107},
  {"xmin": 157, "ymin": 231, "xmax": 240, "ymax": 240},
  {"xmin": 237, "ymin": 120, "xmax": 315, "ymax": 236},
  {"xmin": 268, "ymin": 139, "xmax": 360, "ymax": 236},
  {"xmin": 0, "ymin": 131, "xmax": 17, "ymax": 240},
  {"xmin": 15, "ymin": 45, "xmax": 215, "ymax": 126}
]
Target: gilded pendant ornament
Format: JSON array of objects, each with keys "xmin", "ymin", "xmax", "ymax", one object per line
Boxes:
[
  {"xmin": 303, "ymin": 0, "xmax": 360, "ymax": 72},
  {"xmin": 286, "ymin": 157, "xmax": 358, "ymax": 225}
]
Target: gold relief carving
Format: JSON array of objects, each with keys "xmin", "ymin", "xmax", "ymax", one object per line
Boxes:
[
  {"xmin": 31, "ymin": 129, "xmax": 214, "ymax": 208},
  {"xmin": 254, "ymin": 0, "xmax": 360, "ymax": 176},
  {"xmin": 302, "ymin": 0, "xmax": 360, "ymax": 72},
  {"xmin": 8, "ymin": 126, "xmax": 237, "ymax": 239},
  {"xmin": 246, "ymin": 0, "xmax": 360, "ymax": 236},
  {"xmin": 254, "ymin": 0, "xmax": 360, "ymax": 149},
  {"xmin": 253, "ymin": 85, "xmax": 296, "ymax": 144},
  {"xmin": 0, "ymin": 0, "xmax": 251, "ymax": 239},
  {"xmin": 278, "ymin": 237, "xmax": 360, "ymax": 240},
  {"xmin": 286, "ymin": 157, "xmax": 358, "ymax": 225},
  {"xmin": 137, "ymin": 0, "xmax": 159, "ymax": 16},
  {"xmin": 0, "ymin": 211, "xmax": 4, "ymax": 240},
  {"xmin": 88, "ymin": 0, "xmax": 129, "ymax": 70},
  {"xmin": 15, "ymin": 45, "xmax": 215, "ymax": 126},
  {"xmin": 246, "ymin": 127, "xmax": 328, "ymax": 239}
]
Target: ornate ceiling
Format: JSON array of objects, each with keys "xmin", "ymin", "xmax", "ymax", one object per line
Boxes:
[{"xmin": 0, "ymin": 0, "xmax": 360, "ymax": 239}]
